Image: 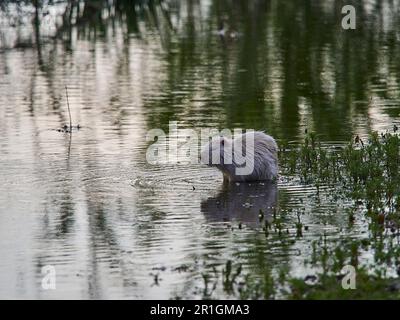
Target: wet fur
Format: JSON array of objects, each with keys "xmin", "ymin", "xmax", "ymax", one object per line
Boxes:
[{"xmin": 200, "ymin": 131, "xmax": 278, "ymax": 182}]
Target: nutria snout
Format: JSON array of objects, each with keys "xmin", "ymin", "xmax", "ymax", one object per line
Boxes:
[{"xmin": 200, "ymin": 131, "xmax": 278, "ymax": 182}]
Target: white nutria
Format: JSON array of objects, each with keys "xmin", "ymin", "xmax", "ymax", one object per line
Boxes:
[{"xmin": 200, "ymin": 131, "xmax": 278, "ymax": 182}]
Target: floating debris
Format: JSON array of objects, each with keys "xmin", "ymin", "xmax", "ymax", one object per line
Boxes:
[{"xmin": 56, "ymin": 124, "xmax": 81, "ymax": 133}]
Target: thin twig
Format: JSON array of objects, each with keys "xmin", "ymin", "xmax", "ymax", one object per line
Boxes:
[{"xmin": 65, "ymin": 85, "xmax": 72, "ymax": 132}]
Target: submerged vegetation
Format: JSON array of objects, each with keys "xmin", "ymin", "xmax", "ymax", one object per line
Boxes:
[{"xmin": 187, "ymin": 239, "xmax": 400, "ymax": 300}]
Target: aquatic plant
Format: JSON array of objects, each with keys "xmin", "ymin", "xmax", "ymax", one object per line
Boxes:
[{"xmin": 282, "ymin": 128, "xmax": 400, "ymax": 231}]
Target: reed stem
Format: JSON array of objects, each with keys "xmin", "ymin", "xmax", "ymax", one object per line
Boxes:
[{"xmin": 65, "ymin": 86, "xmax": 72, "ymax": 132}]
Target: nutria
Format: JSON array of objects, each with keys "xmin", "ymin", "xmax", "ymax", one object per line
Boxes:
[{"xmin": 200, "ymin": 131, "xmax": 278, "ymax": 182}]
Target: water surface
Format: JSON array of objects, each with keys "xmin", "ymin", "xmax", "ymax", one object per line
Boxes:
[{"xmin": 0, "ymin": 0, "xmax": 400, "ymax": 299}]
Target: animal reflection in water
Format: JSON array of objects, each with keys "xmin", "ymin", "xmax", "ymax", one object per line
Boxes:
[{"xmin": 201, "ymin": 181, "xmax": 278, "ymax": 227}]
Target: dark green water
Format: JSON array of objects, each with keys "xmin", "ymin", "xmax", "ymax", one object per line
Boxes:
[{"xmin": 0, "ymin": 0, "xmax": 399, "ymax": 299}]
